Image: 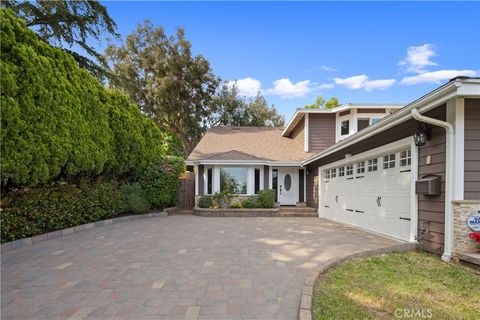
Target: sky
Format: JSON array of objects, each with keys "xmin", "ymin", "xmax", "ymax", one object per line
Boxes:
[{"xmin": 95, "ymin": 1, "xmax": 480, "ymax": 120}]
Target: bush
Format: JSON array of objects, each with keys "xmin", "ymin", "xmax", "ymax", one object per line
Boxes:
[
  {"xmin": 122, "ymin": 183, "xmax": 150, "ymax": 214},
  {"xmin": 257, "ymin": 189, "xmax": 275, "ymax": 208},
  {"xmin": 212, "ymin": 190, "xmax": 234, "ymax": 208},
  {"xmin": 197, "ymin": 196, "xmax": 213, "ymax": 208},
  {"xmin": 229, "ymin": 202, "xmax": 242, "ymax": 209},
  {"xmin": 241, "ymin": 197, "xmax": 259, "ymax": 208}
]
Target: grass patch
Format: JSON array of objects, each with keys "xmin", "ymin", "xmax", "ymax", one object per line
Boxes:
[{"xmin": 312, "ymin": 252, "xmax": 480, "ymax": 320}]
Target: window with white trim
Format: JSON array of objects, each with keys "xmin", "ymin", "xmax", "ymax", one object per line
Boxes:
[
  {"xmin": 338, "ymin": 166, "xmax": 345, "ymax": 177},
  {"xmin": 206, "ymin": 168, "xmax": 213, "ymax": 194},
  {"xmin": 400, "ymin": 150, "xmax": 411, "ymax": 167},
  {"xmin": 331, "ymin": 168, "xmax": 336, "ymax": 178},
  {"xmin": 325, "ymin": 169, "xmax": 330, "ymax": 179},
  {"xmin": 357, "ymin": 161, "xmax": 365, "ymax": 174},
  {"xmin": 368, "ymin": 158, "xmax": 378, "ymax": 172},
  {"xmin": 383, "ymin": 154, "xmax": 396, "ymax": 169},
  {"xmin": 346, "ymin": 164, "xmax": 353, "ymax": 176}
]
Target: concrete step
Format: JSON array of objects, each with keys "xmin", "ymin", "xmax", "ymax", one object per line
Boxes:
[{"xmin": 278, "ymin": 207, "xmax": 318, "ymax": 217}]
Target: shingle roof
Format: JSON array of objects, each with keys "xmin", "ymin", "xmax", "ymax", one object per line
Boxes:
[{"xmin": 187, "ymin": 126, "xmax": 311, "ymax": 162}]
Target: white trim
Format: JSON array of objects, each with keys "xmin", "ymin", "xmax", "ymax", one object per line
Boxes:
[
  {"xmin": 410, "ymin": 139, "xmax": 419, "ymax": 242},
  {"xmin": 269, "ymin": 166, "xmax": 273, "ymax": 189},
  {"xmin": 304, "ymin": 113, "xmax": 309, "ymax": 152},
  {"xmin": 194, "ymin": 165, "xmax": 199, "ymax": 196},
  {"xmin": 303, "ymin": 168, "xmax": 307, "ymax": 203},
  {"xmin": 189, "ymin": 160, "xmax": 302, "ymax": 166},
  {"xmin": 452, "ymin": 98, "xmax": 465, "ymax": 200},
  {"xmin": 318, "ymin": 166, "xmax": 322, "ymax": 217}
]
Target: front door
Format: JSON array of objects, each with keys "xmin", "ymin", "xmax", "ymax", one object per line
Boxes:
[{"xmin": 278, "ymin": 168, "xmax": 298, "ymax": 205}]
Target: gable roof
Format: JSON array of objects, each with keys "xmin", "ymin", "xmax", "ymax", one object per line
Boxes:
[{"xmin": 187, "ymin": 126, "xmax": 310, "ymax": 164}]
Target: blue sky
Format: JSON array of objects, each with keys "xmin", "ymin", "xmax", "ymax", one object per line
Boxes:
[{"xmin": 96, "ymin": 1, "xmax": 480, "ymax": 120}]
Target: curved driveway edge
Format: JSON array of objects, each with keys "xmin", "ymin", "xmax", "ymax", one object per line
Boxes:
[{"xmin": 298, "ymin": 243, "xmax": 419, "ymax": 320}]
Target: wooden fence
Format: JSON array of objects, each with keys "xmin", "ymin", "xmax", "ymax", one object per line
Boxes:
[{"xmin": 176, "ymin": 171, "xmax": 195, "ymax": 211}]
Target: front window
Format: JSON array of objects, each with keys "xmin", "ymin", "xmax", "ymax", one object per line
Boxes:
[
  {"xmin": 368, "ymin": 158, "xmax": 378, "ymax": 172},
  {"xmin": 341, "ymin": 120, "xmax": 349, "ymax": 135},
  {"xmin": 207, "ymin": 168, "xmax": 213, "ymax": 194},
  {"xmin": 400, "ymin": 150, "xmax": 411, "ymax": 166},
  {"xmin": 220, "ymin": 167, "xmax": 247, "ymax": 194},
  {"xmin": 254, "ymin": 168, "xmax": 261, "ymax": 194},
  {"xmin": 357, "ymin": 161, "xmax": 365, "ymax": 174},
  {"xmin": 383, "ymin": 154, "xmax": 396, "ymax": 169}
]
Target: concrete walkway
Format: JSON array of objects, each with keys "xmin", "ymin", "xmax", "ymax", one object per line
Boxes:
[{"xmin": 1, "ymin": 215, "xmax": 401, "ymax": 320}]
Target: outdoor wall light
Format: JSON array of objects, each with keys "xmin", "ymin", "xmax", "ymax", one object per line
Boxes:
[{"xmin": 413, "ymin": 123, "xmax": 432, "ymax": 147}]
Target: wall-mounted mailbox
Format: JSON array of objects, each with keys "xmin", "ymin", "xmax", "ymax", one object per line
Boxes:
[{"xmin": 415, "ymin": 175, "xmax": 441, "ymax": 195}]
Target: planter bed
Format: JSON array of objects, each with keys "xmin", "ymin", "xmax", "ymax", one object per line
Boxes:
[{"xmin": 193, "ymin": 207, "xmax": 279, "ymax": 217}]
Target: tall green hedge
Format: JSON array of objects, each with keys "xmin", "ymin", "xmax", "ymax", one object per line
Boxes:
[{"xmin": 0, "ymin": 9, "xmax": 170, "ymax": 187}]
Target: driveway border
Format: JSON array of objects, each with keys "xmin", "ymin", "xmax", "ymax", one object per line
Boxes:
[
  {"xmin": 298, "ymin": 242, "xmax": 419, "ymax": 320},
  {"xmin": 1, "ymin": 209, "xmax": 175, "ymax": 253}
]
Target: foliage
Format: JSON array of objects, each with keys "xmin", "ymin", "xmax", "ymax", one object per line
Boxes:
[
  {"xmin": 312, "ymin": 252, "xmax": 480, "ymax": 320},
  {"xmin": 212, "ymin": 190, "xmax": 234, "ymax": 208},
  {"xmin": 2, "ymin": 1, "xmax": 118, "ymax": 80},
  {"xmin": 240, "ymin": 197, "xmax": 258, "ymax": 209},
  {"xmin": 305, "ymin": 96, "xmax": 340, "ymax": 109},
  {"xmin": 105, "ymin": 21, "xmax": 219, "ymax": 155},
  {"xmin": 0, "ymin": 10, "xmax": 171, "ymax": 188},
  {"xmin": 197, "ymin": 195, "xmax": 213, "ymax": 209},
  {"xmin": 211, "ymin": 83, "xmax": 285, "ymax": 127},
  {"xmin": 121, "ymin": 183, "xmax": 150, "ymax": 214},
  {"xmin": 138, "ymin": 157, "xmax": 185, "ymax": 209},
  {"xmin": 229, "ymin": 202, "xmax": 242, "ymax": 209},
  {"xmin": 257, "ymin": 189, "xmax": 275, "ymax": 208}
]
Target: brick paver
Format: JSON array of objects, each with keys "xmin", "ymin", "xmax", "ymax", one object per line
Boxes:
[{"xmin": 1, "ymin": 215, "xmax": 400, "ymax": 319}]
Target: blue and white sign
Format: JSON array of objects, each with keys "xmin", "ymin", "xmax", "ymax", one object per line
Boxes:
[{"xmin": 467, "ymin": 211, "xmax": 480, "ymax": 232}]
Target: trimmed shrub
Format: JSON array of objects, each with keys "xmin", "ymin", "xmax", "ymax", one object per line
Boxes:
[
  {"xmin": 241, "ymin": 197, "xmax": 258, "ymax": 209},
  {"xmin": 197, "ymin": 196, "xmax": 213, "ymax": 208},
  {"xmin": 212, "ymin": 191, "xmax": 234, "ymax": 208},
  {"xmin": 229, "ymin": 202, "xmax": 242, "ymax": 209},
  {"xmin": 257, "ymin": 189, "xmax": 275, "ymax": 208},
  {"xmin": 122, "ymin": 183, "xmax": 150, "ymax": 214}
]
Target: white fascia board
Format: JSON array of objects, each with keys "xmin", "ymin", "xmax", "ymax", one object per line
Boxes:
[
  {"xmin": 302, "ymin": 81, "xmax": 459, "ymax": 166},
  {"xmin": 189, "ymin": 160, "xmax": 303, "ymax": 166}
]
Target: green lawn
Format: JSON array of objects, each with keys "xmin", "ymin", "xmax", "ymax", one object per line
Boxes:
[{"xmin": 312, "ymin": 252, "xmax": 480, "ymax": 320}]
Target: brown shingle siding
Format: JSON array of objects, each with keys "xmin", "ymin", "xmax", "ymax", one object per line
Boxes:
[
  {"xmin": 308, "ymin": 114, "xmax": 336, "ymax": 152},
  {"xmin": 291, "ymin": 117, "xmax": 305, "ymax": 148},
  {"xmin": 464, "ymin": 98, "xmax": 480, "ymax": 200}
]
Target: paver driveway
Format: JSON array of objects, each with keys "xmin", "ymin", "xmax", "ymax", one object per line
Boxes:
[{"xmin": 2, "ymin": 215, "xmax": 401, "ymax": 320}]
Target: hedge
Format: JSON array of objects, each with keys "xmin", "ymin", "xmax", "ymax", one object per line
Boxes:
[{"xmin": 0, "ymin": 9, "xmax": 174, "ymax": 187}]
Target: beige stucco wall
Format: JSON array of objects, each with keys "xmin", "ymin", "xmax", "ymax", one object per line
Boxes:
[{"xmin": 453, "ymin": 200, "xmax": 480, "ymax": 256}]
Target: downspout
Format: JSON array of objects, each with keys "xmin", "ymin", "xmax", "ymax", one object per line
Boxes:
[{"xmin": 411, "ymin": 108, "xmax": 454, "ymax": 262}]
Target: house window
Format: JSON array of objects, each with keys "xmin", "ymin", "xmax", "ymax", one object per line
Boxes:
[
  {"xmin": 331, "ymin": 168, "xmax": 336, "ymax": 178},
  {"xmin": 207, "ymin": 168, "xmax": 213, "ymax": 194},
  {"xmin": 371, "ymin": 118, "xmax": 381, "ymax": 125},
  {"xmin": 383, "ymin": 154, "xmax": 396, "ymax": 169},
  {"xmin": 346, "ymin": 164, "xmax": 353, "ymax": 176},
  {"xmin": 338, "ymin": 166, "xmax": 345, "ymax": 177},
  {"xmin": 400, "ymin": 150, "xmax": 411, "ymax": 166},
  {"xmin": 368, "ymin": 158, "xmax": 378, "ymax": 172},
  {"xmin": 220, "ymin": 167, "xmax": 247, "ymax": 194},
  {"xmin": 357, "ymin": 118, "xmax": 370, "ymax": 131},
  {"xmin": 357, "ymin": 161, "xmax": 365, "ymax": 174},
  {"xmin": 325, "ymin": 169, "xmax": 330, "ymax": 179},
  {"xmin": 272, "ymin": 169, "xmax": 278, "ymax": 201},
  {"xmin": 254, "ymin": 168, "xmax": 261, "ymax": 194},
  {"xmin": 341, "ymin": 120, "xmax": 349, "ymax": 135}
]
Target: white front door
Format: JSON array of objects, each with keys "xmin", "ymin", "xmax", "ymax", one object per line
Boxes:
[{"xmin": 278, "ymin": 168, "xmax": 298, "ymax": 205}]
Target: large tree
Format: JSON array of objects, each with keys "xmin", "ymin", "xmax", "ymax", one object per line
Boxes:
[
  {"xmin": 105, "ymin": 21, "xmax": 219, "ymax": 155},
  {"xmin": 211, "ymin": 83, "xmax": 285, "ymax": 127},
  {"xmin": 304, "ymin": 96, "xmax": 340, "ymax": 109},
  {"xmin": 2, "ymin": 0, "xmax": 118, "ymax": 80}
]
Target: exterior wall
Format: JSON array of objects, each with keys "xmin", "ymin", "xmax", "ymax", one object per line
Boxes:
[
  {"xmin": 299, "ymin": 169, "xmax": 304, "ymax": 202},
  {"xmin": 453, "ymin": 200, "xmax": 480, "ymax": 256},
  {"xmin": 465, "ymin": 98, "xmax": 480, "ymax": 200},
  {"xmin": 306, "ymin": 104, "xmax": 447, "ymax": 254},
  {"xmin": 198, "ymin": 165, "xmax": 204, "ymax": 196},
  {"xmin": 291, "ymin": 117, "xmax": 305, "ymax": 148},
  {"xmin": 308, "ymin": 113, "xmax": 336, "ymax": 152}
]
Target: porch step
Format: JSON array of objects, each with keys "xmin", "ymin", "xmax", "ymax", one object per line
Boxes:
[
  {"xmin": 458, "ymin": 252, "xmax": 480, "ymax": 270},
  {"xmin": 278, "ymin": 207, "xmax": 318, "ymax": 217}
]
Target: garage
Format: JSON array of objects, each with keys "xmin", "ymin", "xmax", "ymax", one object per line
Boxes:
[{"xmin": 319, "ymin": 138, "xmax": 416, "ymax": 241}]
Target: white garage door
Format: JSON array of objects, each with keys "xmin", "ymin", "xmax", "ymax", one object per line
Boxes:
[{"xmin": 321, "ymin": 146, "xmax": 412, "ymax": 241}]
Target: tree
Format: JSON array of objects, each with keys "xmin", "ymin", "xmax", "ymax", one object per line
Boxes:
[
  {"xmin": 105, "ymin": 21, "xmax": 219, "ymax": 156},
  {"xmin": 211, "ymin": 82, "xmax": 285, "ymax": 127},
  {"xmin": 2, "ymin": 0, "xmax": 118, "ymax": 80},
  {"xmin": 304, "ymin": 96, "xmax": 340, "ymax": 109}
]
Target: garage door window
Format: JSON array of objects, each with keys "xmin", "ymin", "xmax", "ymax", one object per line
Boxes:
[
  {"xmin": 368, "ymin": 158, "xmax": 378, "ymax": 172},
  {"xmin": 383, "ymin": 154, "xmax": 396, "ymax": 169},
  {"xmin": 400, "ymin": 150, "xmax": 411, "ymax": 166},
  {"xmin": 325, "ymin": 170, "xmax": 330, "ymax": 179},
  {"xmin": 346, "ymin": 164, "xmax": 353, "ymax": 176},
  {"xmin": 338, "ymin": 166, "xmax": 345, "ymax": 177},
  {"xmin": 357, "ymin": 161, "xmax": 365, "ymax": 174},
  {"xmin": 331, "ymin": 168, "xmax": 336, "ymax": 178}
]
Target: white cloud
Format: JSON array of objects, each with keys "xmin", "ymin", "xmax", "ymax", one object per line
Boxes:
[
  {"xmin": 265, "ymin": 78, "xmax": 311, "ymax": 98},
  {"xmin": 318, "ymin": 83, "xmax": 335, "ymax": 90},
  {"xmin": 399, "ymin": 44, "xmax": 437, "ymax": 73},
  {"xmin": 227, "ymin": 77, "xmax": 262, "ymax": 97},
  {"xmin": 320, "ymin": 65, "xmax": 337, "ymax": 72},
  {"xmin": 401, "ymin": 69, "xmax": 477, "ymax": 85},
  {"xmin": 334, "ymin": 75, "xmax": 396, "ymax": 91},
  {"xmin": 364, "ymin": 79, "xmax": 396, "ymax": 91}
]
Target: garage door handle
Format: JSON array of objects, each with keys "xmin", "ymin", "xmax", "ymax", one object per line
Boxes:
[
  {"xmin": 399, "ymin": 217, "xmax": 411, "ymax": 221},
  {"xmin": 335, "ymin": 195, "xmax": 338, "ymax": 203},
  {"xmin": 400, "ymin": 169, "xmax": 411, "ymax": 173},
  {"xmin": 324, "ymin": 205, "xmax": 330, "ymax": 208},
  {"xmin": 376, "ymin": 197, "xmax": 382, "ymax": 207}
]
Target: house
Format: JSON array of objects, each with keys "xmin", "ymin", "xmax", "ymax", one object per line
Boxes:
[{"xmin": 186, "ymin": 77, "xmax": 480, "ymax": 261}]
